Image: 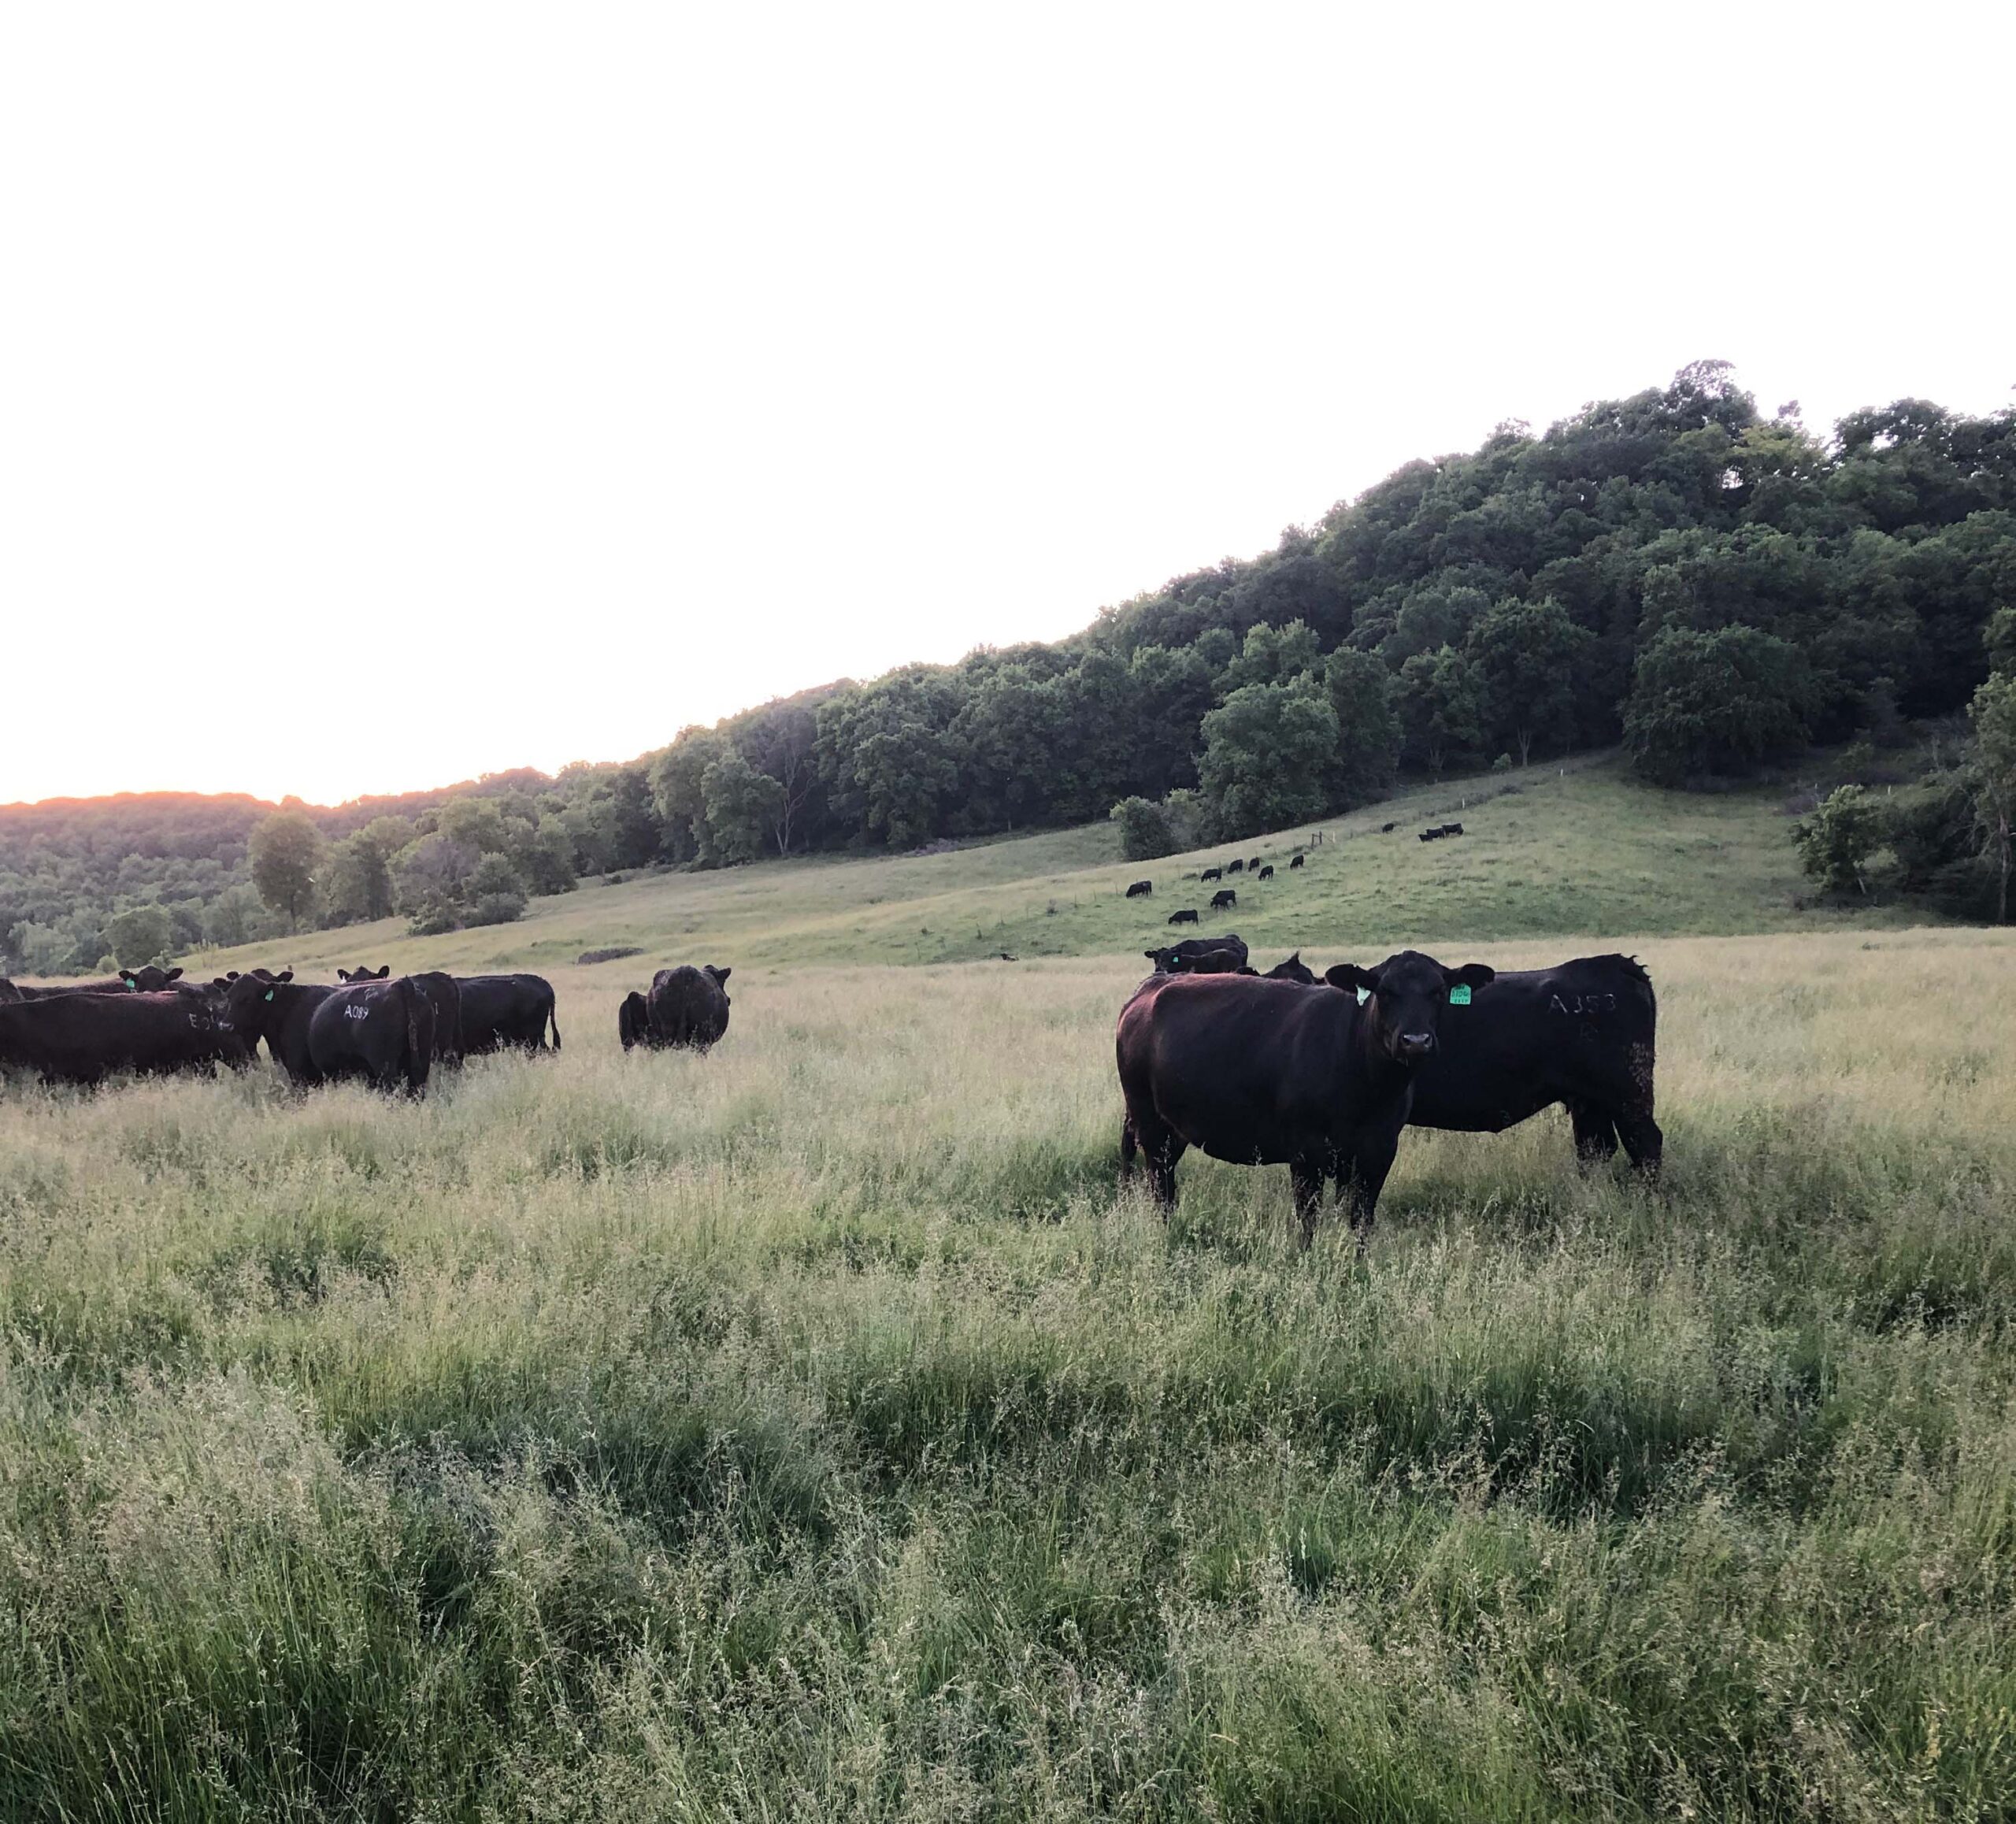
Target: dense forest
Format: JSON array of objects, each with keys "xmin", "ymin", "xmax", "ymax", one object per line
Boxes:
[{"xmin": 7, "ymin": 361, "xmax": 2014, "ymax": 971}]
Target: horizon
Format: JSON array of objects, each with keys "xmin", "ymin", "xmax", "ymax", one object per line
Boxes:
[{"xmin": 4, "ymin": 6, "xmax": 2012, "ymax": 806}]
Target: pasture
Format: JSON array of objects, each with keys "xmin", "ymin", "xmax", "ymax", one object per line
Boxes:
[
  {"xmin": 4, "ymin": 927, "xmax": 2014, "ymax": 1819},
  {"xmin": 187, "ymin": 757, "xmax": 1931, "ymax": 990}
]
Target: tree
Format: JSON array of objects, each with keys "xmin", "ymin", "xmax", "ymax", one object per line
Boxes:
[
  {"xmin": 1622, "ymin": 625, "xmax": 1812, "ymax": 786},
  {"xmin": 393, "ymin": 834, "xmax": 479, "ymax": 919},
  {"xmin": 249, "ymin": 810, "xmax": 324, "ymax": 932},
  {"xmin": 322, "ymin": 832, "xmax": 395, "ymax": 925},
  {"xmin": 105, "ymin": 903, "xmax": 175, "ymax": 967},
  {"xmin": 1196, "ymin": 678, "xmax": 1340, "ymax": 838},
  {"xmin": 650, "ymin": 729, "xmax": 730, "ymax": 863},
  {"xmin": 700, "ymin": 749, "xmax": 786, "ymax": 865},
  {"xmin": 736, "ymin": 697, "xmax": 825, "ymax": 854},
  {"xmin": 1967, "ymin": 672, "xmax": 2016, "ymax": 923},
  {"xmin": 1466, "ymin": 597, "xmax": 1595, "ymax": 765},
  {"xmin": 1110, "ymin": 795, "xmax": 1177, "ymax": 862},
  {"xmin": 1792, "ymin": 785, "xmax": 1886, "ymax": 896},
  {"xmin": 1397, "ymin": 645, "xmax": 1484, "ymax": 779},
  {"xmin": 1987, "ymin": 605, "xmax": 2016, "ymax": 677},
  {"xmin": 1321, "ymin": 647, "xmax": 1399, "ymax": 808},
  {"xmin": 1220, "ymin": 618, "xmax": 1322, "ymax": 691}
]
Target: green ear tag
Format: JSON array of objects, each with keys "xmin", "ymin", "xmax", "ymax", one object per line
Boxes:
[
  {"xmin": 264, "ymin": 989, "xmax": 275, "ymax": 1002},
  {"xmin": 1448, "ymin": 984, "xmax": 1472, "ymax": 1006},
  {"xmin": 1355, "ymin": 985, "xmax": 1370, "ymax": 1006}
]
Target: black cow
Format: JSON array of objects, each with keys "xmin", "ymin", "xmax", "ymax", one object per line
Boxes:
[
  {"xmin": 1257, "ymin": 865, "xmax": 1274, "ymax": 880},
  {"xmin": 1419, "ymin": 829, "xmax": 1443, "ymax": 842},
  {"xmin": 1143, "ymin": 944, "xmax": 1247, "ymax": 976},
  {"xmin": 1125, "ymin": 879, "xmax": 1153, "ymax": 898},
  {"xmin": 1380, "ymin": 822, "xmax": 1397, "ymax": 833},
  {"xmin": 618, "ymin": 990, "xmax": 652, "ymax": 1050},
  {"xmin": 1262, "ymin": 951, "xmax": 1317, "ymax": 984},
  {"xmin": 641, "ymin": 964, "xmax": 732, "ymax": 1051},
  {"xmin": 339, "ymin": 966, "xmax": 462, "ymax": 1064},
  {"xmin": 1143, "ymin": 933, "xmax": 1249, "ymax": 973},
  {"xmin": 1288, "ymin": 853, "xmax": 1306, "ymax": 869},
  {"xmin": 1406, "ymin": 954, "xmax": 1662, "ymax": 1171},
  {"xmin": 1226, "ymin": 859, "xmax": 1243, "ymax": 875},
  {"xmin": 1442, "ymin": 822, "xmax": 1465, "ymax": 836},
  {"xmin": 1200, "ymin": 868, "xmax": 1223, "ymax": 883},
  {"xmin": 1166, "ymin": 908, "xmax": 1199, "ymax": 925},
  {"xmin": 1210, "ymin": 888, "xmax": 1237, "ymax": 910},
  {"xmin": 220, "ymin": 970, "xmax": 433, "ymax": 1093},
  {"xmin": 1247, "ymin": 857, "xmax": 1261, "ymax": 872},
  {"xmin": 0, "ymin": 990, "xmax": 250, "ymax": 1084},
  {"xmin": 456, "ymin": 974, "xmax": 561, "ymax": 1055},
  {"xmin": 1116, "ymin": 950, "xmax": 1495, "ymax": 1244}
]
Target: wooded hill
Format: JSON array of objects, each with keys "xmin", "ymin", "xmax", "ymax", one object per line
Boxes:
[{"xmin": 7, "ymin": 361, "xmax": 2014, "ymax": 969}]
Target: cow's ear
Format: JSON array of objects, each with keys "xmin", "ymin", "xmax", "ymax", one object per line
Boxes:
[
  {"xmin": 277, "ymin": 969, "xmax": 294, "ymax": 983},
  {"xmin": 213, "ymin": 977, "xmax": 232, "ymax": 989},
  {"xmin": 225, "ymin": 970, "xmax": 240, "ymax": 981},
  {"xmin": 1325, "ymin": 962, "xmax": 1380, "ymax": 995},
  {"xmin": 337, "ymin": 969, "xmax": 351, "ymax": 981},
  {"xmin": 710, "ymin": 966, "xmax": 731, "ymax": 984},
  {"xmin": 165, "ymin": 967, "xmax": 183, "ymax": 982},
  {"xmin": 376, "ymin": 966, "xmax": 389, "ymax": 978},
  {"xmin": 1442, "ymin": 962, "xmax": 1495, "ymax": 992}
]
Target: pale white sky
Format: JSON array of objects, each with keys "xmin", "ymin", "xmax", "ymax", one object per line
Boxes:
[{"xmin": 3, "ymin": 2, "xmax": 2010, "ymax": 806}]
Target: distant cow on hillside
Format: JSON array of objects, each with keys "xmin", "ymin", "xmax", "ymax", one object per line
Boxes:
[
  {"xmin": 1210, "ymin": 889, "xmax": 1237, "ymax": 910},
  {"xmin": 1225, "ymin": 860, "xmax": 1243, "ymax": 875},
  {"xmin": 1166, "ymin": 908, "xmax": 1199, "ymax": 925},
  {"xmin": 1419, "ymin": 829, "xmax": 1443, "ymax": 842},
  {"xmin": 1442, "ymin": 822, "xmax": 1465, "ymax": 836},
  {"xmin": 1288, "ymin": 854, "xmax": 1306, "ymax": 869},
  {"xmin": 1125, "ymin": 879, "xmax": 1153, "ymax": 898},
  {"xmin": 1380, "ymin": 822, "xmax": 1397, "ymax": 833},
  {"xmin": 1257, "ymin": 864, "xmax": 1274, "ymax": 880},
  {"xmin": 1200, "ymin": 868, "xmax": 1223, "ymax": 883},
  {"xmin": 1246, "ymin": 857, "xmax": 1260, "ymax": 872}
]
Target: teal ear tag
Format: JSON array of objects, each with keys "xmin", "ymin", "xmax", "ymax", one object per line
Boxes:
[
  {"xmin": 264, "ymin": 989, "xmax": 275, "ymax": 1002},
  {"xmin": 1355, "ymin": 985, "xmax": 1370, "ymax": 1006},
  {"xmin": 1448, "ymin": 984, "xmax": 1472, "ymax": 1006}
]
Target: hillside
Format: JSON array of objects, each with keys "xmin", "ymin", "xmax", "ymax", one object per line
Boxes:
[{"xmin": 186, "ymin": 754, "xmax": 1924, "ymax": 984}]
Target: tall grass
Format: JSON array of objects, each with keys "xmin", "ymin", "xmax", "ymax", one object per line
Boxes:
[{"xmin": 3, "ymin": 930, "xmax": 2014, "ymax": 1818}]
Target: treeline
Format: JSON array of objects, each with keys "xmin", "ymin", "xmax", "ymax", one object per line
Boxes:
[{"xmin": 7, "ymin": 361, "xmax": 2014, "ymax": 970}]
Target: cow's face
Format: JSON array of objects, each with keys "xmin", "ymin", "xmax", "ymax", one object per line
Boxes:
[
  {"xmin": 338, "ymin": 966, "xmax": 390, "ymax": 982},
  {"xmin": 120, "ymin": 965, "xmax": 183, "ymax": 992},
  {"xmin": 1326, "ymin": 950, "xmax": 1494, "ymax": 1065},
  {"xmin": 219, "ymin": 967, "xmax": 295, "ymax": 1033}
]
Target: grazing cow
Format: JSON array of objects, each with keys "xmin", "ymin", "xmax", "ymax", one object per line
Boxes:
[
  {"xmin": 1125, "ymin": 880, "xmax": 1153, "ymax": 899},
  {"xmin": 1210, "ymin": 888, "xmax": 1237, "ymax": 910},
  {"xmin": 456, "ymin": 974, "xmax": 561, "ymax": 1055},
  {"xmin": 219, "ymin": 969, "xmax": 433, "ymax": 1093},
  {"xmin": 1257, "ymin": 865, "xmax": 1274, "ymax": 880},
  {"xmin": 1167, "ymin": 908, "xmax": 1199, "ymax": 925},
  {"xmin": 1442, "ymin": 822, "xmax": 1465, "ymax": 837},
  {"xmin": 1145, "ymin": 933, "xmax": 1249, "ymax": 973},
  {"xmin": 340, "ymin": 966, "xmax": 461, "ymax": 1064},
  {"xmin": 1226, "ymin": 859, "xmax": 1243, "ymax": 875},
  {"xmin": 1262, "ymin": 951, "xmax": 1317, "ymax": 984},
  {"xmin": 1117, "ymin": 950, "xmax": 1495, "ymax": 1243},
  {"xmin": 1288, "ymin": 854, "xmax": 1306, "ymax": 869},
  {"xmin": 1419, "ymin": 829, "xmax": 1442, "ymax": 842},
  {"xmin": 618, "ymin": 990, "xmax": 652, "ymax": 1050},
  {"xmin": 0, "ymin": 991, "xmax": 250, "ymax": 1084},
  {"xmin": 1247, "ymin": 857, "xmax": 1261, "ymax": 872},
  {"xmin": 641, "ymin": 964, "xmax": 732, "ymax": 1051},
  {"xmin": 1406, "ymin": 954, "xmax": 1662, "ymax": 1172},
  {"xmin": 1380, "ymin": 822, "xmax": 1397, "ymax": 833},
  {"xmin": 1201, "ymin": 867, "xmax": 1223, "ymax": 883}
]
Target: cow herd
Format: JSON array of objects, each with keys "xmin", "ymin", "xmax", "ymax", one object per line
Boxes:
[
  {"xmin": 3, "ymin": 908, "xmax": 1661, "ymax": 1256},
  {"xmin": 1118, "ymin": 940, "xmax": 1661, "ymax": 1244},
  {"xmin": 1130, "ymin": 843, "xmax": 1311, "ymax": 932}
]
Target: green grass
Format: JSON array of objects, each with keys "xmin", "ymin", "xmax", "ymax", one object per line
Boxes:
[
  {"xmin": 188, "ymin": 754, "xmax": 1923, "ymax": 985},
  {"xmin": 6, "ymin": 770, "xmax": 2013, "ymax": 1819}
]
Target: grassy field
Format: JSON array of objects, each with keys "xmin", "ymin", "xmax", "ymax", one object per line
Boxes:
[
  {"xmin": 4, "ymin": 914, "xmax": 2014, "ymax": 1818},
  {"xmin": 183, "ymin": 755, "xmax": 1929, "ymax": 989}
]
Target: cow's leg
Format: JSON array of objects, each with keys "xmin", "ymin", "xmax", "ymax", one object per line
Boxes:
[
  {"xmin": 1336, "ymin": 1136, "xmax": 1399, "ymax": 1251},
  {"xmin": 1289, "ymin": 1159, "xmax": 1325, "ymax": 1249},
  {"xmin": 1139, "ymin": 1125, "xmax": 1184, "ymax": 1214},
  {"xmin": 1119, "ymin": 1115, "xmax": 1138, "ymax": 1184},
  {"xmin": 1616, "ymin": 1109, "xmax": 1664, "ymax": 1180},
  {"xmin": 1567, "ymin": 1100, "xmax": 1621, "ymax": 1165}
]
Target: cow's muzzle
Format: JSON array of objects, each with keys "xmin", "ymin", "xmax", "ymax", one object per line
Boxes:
[{"xmin": 1396, "ymin": 1032, "xmax": 1436, "ymax": 1061}]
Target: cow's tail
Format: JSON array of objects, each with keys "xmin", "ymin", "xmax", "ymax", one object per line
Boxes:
[
  {"xmin": 546, "ymin": 992, "xmax": 561, "ymax": 1052},
  {"xmin": 402, "ymin": 977, "xmax": 433, "ymax": 1097}
]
